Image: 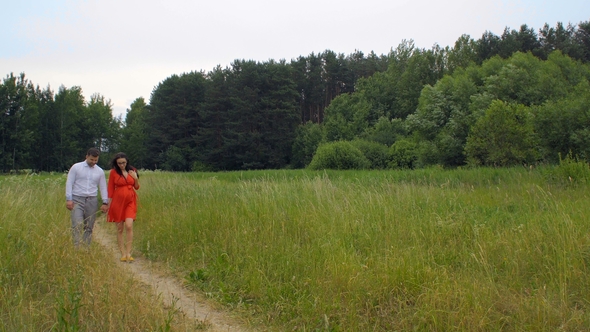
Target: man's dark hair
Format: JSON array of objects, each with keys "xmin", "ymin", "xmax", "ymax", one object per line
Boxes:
[{"xmin": 86, "ymin": 148, "xmax": 101, "ymax": 157}]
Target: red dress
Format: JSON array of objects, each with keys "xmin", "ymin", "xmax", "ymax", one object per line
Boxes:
[{"xmin": 107, "ymin": 169, "xmax": 139, "ymax": 222}]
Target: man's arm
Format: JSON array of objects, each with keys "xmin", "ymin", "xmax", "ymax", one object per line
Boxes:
[
  {"xmin": 99, "ymin": 170, "xmax": 108, "ymax": 203},
  {"xmin": 99, "ymin": 170, "xmax": 109, "ymax": 213},
  {"xmin": 65, "ymin": 164, "xmax": 76, "ymax": 201},
  {"xmin": 65, "ymin": 163, "xmax": 77, "ymax": 210}
]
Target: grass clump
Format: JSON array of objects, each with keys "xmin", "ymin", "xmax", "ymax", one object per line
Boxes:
[{"xmin": 541, "ymin": 152, "xmax": 590, "ymax": 186}]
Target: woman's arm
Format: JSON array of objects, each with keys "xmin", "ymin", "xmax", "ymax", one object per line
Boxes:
[
  {"xmin": 130, "ymin": 169, "xmax": 140, "ymax": 190},
  {"xmin": 107, "ymin": 169, "xmax": 116, "ymax": 197}
]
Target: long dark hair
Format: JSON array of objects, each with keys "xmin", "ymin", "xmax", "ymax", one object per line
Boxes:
[{"xmin": 110, "ymin": 152, "xmax": 139, "ymax": 179}]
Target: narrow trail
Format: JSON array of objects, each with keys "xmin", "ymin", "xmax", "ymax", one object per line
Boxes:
[{"xmin": 93, "ymin": 219, "xmax": 249, "ymax": 332}]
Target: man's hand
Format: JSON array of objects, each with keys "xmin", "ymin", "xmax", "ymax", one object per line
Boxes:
[
  {"xmin": 66, "ymin": 200, "xmax": 74, "ymax": 211},
  {"xmin": 100, "ymin": 204, "xmax": 109, "ymax": 213}
]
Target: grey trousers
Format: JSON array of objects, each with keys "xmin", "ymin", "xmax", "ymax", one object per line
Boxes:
[{"xmin": 71, "ymin": 195, "xmax": 99, "ymax": 247}]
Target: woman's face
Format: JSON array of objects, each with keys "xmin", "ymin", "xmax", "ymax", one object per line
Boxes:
[{"xmin": 116, "ymin": 158, "xmax": 127, "ymax": 171}]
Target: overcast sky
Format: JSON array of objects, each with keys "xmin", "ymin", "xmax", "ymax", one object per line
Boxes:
[{"xmin": 1, "ymin": 0, "xmax": 588, "ymax": 118}]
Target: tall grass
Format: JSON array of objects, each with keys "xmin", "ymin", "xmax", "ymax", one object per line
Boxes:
[
  {"xmin": 4, "ymin": 164, "xmax": 590, "ymax": 331},
  {"xmin": 0, "ymin": 174, "xmax": 198, "ymax": 331},
  {"xmin": 135, "ymin": 166, "xmax": 590, "ymax": 331}
]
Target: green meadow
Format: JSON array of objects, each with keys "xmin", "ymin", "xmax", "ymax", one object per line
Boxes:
[{"xmin": 2, "ymin": 164, "xmax": 590, "ymax": 331}]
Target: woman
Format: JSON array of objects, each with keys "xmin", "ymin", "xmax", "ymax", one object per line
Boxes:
[{"xmin": 107, "ymin": 152, "xmax": 140, "ymax": 262}]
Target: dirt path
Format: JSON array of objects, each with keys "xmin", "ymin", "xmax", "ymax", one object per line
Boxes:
[{"xmin": 93, "ymin": 219, "xmax": 248, "ymax": 332}]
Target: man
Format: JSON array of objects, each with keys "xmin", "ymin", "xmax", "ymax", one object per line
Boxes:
[{"xmin": 65, "ymin": 147, "xmax": 109, "ymax": 247}]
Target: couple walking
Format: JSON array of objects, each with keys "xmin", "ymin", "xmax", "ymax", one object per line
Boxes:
[{"xmin": 65, "ymin": 148, "xmax": 140, "ymax": 262}]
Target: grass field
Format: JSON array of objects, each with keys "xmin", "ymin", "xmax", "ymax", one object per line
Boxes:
[{"xmin": 2, "ymin": 163, "xmax": 590, "ymax": 331}]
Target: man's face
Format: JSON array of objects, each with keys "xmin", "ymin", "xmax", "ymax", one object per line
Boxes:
[{"xmin": 85, "ymin": 155, "xmax": 99, "ymax": 167}]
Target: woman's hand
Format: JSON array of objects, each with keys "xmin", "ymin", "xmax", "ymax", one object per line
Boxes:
[{"xmin": 129, "ymin": 170, "xmax": 138, "ymax": 180}]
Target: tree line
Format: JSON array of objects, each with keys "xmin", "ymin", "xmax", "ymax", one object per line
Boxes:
[
  {"xmin": 1, "ymin": 20, "xmax": 589, "ymax": 172},
  {"xmin": 0, "ymin": 76, "xmax": 119, "ymax": 172}
]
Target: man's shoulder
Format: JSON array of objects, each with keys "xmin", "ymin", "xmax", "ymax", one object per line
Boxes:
[{"xmin": 69, "ymin": 161, "xmax": 86, "ymax": 170}]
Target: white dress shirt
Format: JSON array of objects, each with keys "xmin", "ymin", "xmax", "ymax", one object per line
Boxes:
[{"xmin": 65, "ymin": 161, "xmax": 108, "ymax": 203}]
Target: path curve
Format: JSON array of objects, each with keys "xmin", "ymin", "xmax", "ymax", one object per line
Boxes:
[{"xmin": 93, "ymin": 219, "xmax": 248, "ymax": 332}]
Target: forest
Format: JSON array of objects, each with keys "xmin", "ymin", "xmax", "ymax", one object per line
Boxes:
[{"xmin": 1, "ymin": 21, "xmax": 590, "ymax": 172}]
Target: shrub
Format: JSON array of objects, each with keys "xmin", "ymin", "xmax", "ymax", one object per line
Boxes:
[
  {"xmin": 542, "ymin": 152, "xmax": 590, "ymax": 185},
  {"xmin": 308, "ymin": 141, "xmax": 370, "ymax": 170},
  {"xmin": 465, "ymin": 100, "xmax": 539, "ymax": 166},
  {"xmin": 388, "ymin": 139, "xmax": 418, "ymax": 169},
  {"xmin": 350, "ymin": 139, "xmax": 390, "ymax": 169}
]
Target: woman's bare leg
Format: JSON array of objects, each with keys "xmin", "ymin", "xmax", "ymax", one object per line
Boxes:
[
  {"xmin": 124, "ymin": 218, "xmax": 134, "ymax": 258},
  {"xmin": 116, "ymin": 222, "xmax": 125, "ymax": 259}
]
